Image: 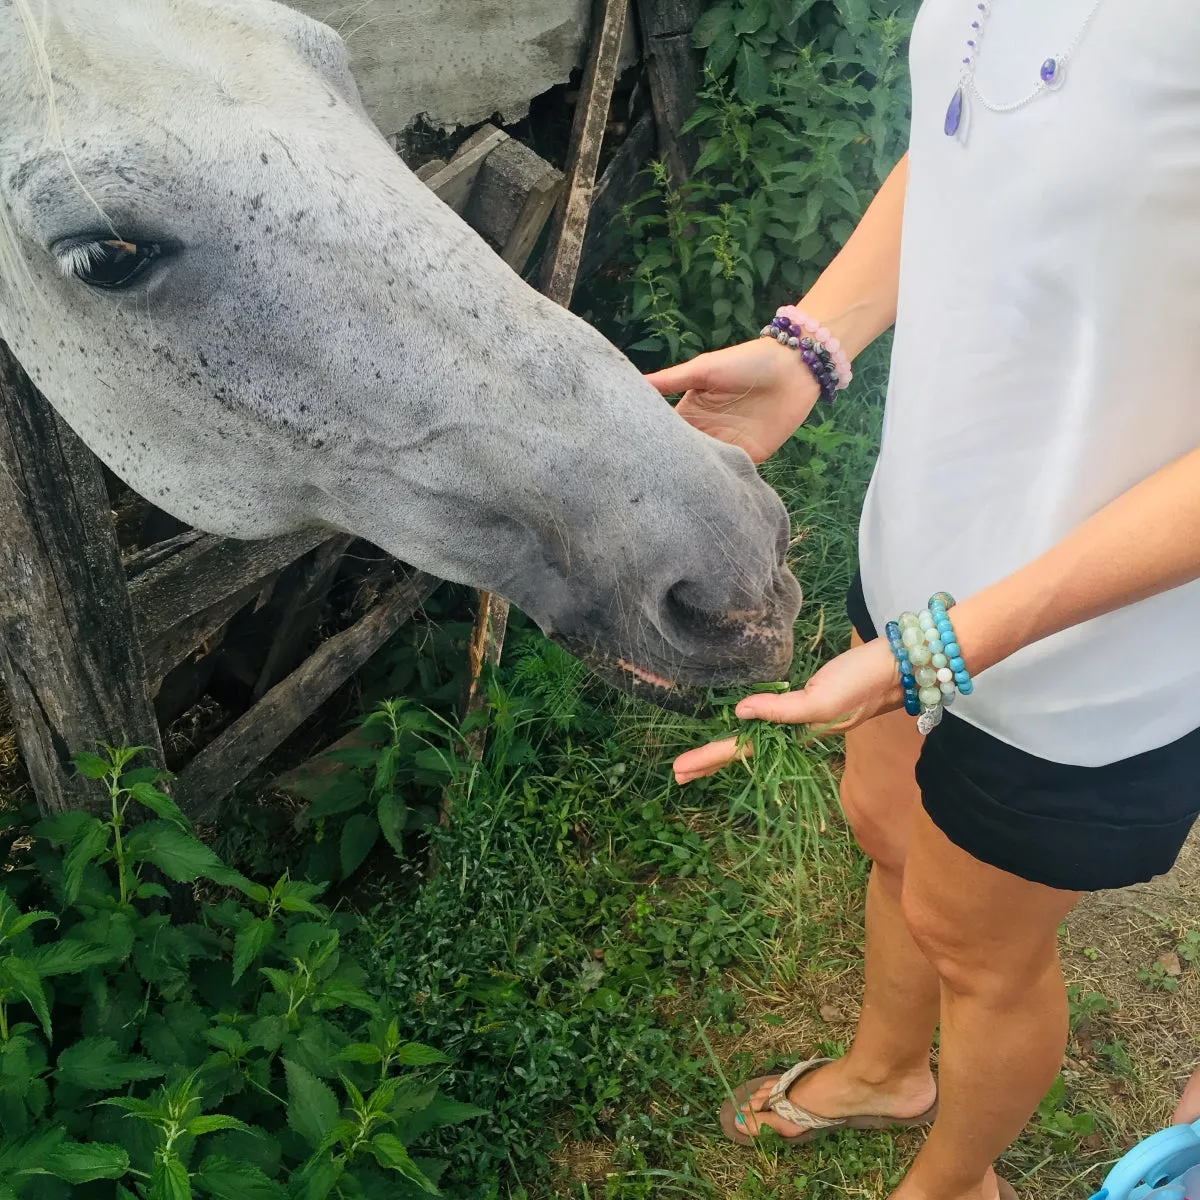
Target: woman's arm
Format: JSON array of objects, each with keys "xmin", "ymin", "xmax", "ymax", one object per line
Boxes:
[
  {"xmin": 675, "ymin": 444, "xmax": 1200, "ymax": 781},
  {"xmin": 793, "ymin": 151, "xmax": 909, "ymax": 360},
  {"xmin": 645, "ymin": 153, "xmax": 909, "ymax": 462},
  {"xmin": 953, "ymin": 444, "xmax": 1200, "ymax": 673}
]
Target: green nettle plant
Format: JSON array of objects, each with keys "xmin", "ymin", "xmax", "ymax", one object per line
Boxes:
[
  {"xmin": 289, "ymin": 700, "xmax": 458, "ymax": 888},
  {"xmin": 609, "ymin": 0, "xmax": 919, "ymax": 363},
  {"xmin": 0, "ymin": 747, "xmax": 481, "ymax": 1199}
]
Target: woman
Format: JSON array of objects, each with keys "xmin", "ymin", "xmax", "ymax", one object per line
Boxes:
[{"xmin": 650, "ymin": 3, "xmax": 1200, "ymax": 1198}]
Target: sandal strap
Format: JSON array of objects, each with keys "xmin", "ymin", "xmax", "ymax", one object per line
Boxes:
[{"xmin": 765, "ymin": 1057, "xmax": 844, "ymax": 1131}]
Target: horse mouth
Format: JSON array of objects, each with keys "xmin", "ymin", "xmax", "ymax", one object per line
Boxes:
[{"xmin": 557, "ymin": 644, "xmax": 791, "ymax": 718}]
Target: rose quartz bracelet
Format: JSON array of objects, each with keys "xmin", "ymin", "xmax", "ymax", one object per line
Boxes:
[{"xmin": 776, "ymin": 306, "xmax": 853, "ymax": 390}]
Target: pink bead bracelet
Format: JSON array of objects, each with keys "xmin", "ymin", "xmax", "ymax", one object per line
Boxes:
[{"xmin": 776, "ymin": 306, "xmax": 853, "ymax": 390}]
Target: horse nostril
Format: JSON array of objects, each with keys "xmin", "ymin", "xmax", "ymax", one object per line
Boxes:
[{"xmin": 663, "ymin": 581, "xmax": 723, "ymax": 640}]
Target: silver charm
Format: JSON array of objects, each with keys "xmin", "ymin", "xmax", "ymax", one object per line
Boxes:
[{"xmin": 916, "ymin": 705, "xmax": 944, "ymax": 736}]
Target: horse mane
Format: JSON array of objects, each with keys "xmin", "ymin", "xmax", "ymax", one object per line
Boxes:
[{"xmin": 0, "ymin": 0, "xmax": 113, "ymax": 313}]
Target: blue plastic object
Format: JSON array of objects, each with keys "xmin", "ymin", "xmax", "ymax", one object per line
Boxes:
[{"xmin": 1088, "ymin": 1120, "xmax": 1200, "ymax": 1200}]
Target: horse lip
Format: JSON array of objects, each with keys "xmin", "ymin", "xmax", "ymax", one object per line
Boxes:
[{"xmin": 614, "ymin": 657, "xmax": 677, "ymax": 692}]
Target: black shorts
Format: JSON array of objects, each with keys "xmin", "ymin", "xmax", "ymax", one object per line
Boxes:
[{"xmin": 847, "ymin": 571, "xmax": 1200, "ymax": 892}]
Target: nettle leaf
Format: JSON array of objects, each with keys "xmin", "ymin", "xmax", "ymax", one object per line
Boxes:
[
  {"xmin": 232, "ymin": 917, "xmax": 275, "ymax": 985},
  {"xmin": 56, "ymin": 1037, "xmax": 165, "ymax": 1090},
  {"xmin": 27, "ymin": 935, "xmax": 124, "ymax": 977},
  {"xmin": 4, "ymin": 909, "xmax": 57, "ymax": 939},
  {"xmin": 62, "ymin": 818, "xmax": 111, "ymax": 905},
  {"xmin": 128, "ymin": 782, "xmax": 191, "ymax": 829},
  {"xmin": 692, "ymin": 2, "xmax": 733, "ymax": 47},
  {"xmin": 0, "ymin": 1127, "xmax": 66, "ymax": 1176},
  {"xmin": 193, "ymin": 1155, "xmax": 285, "ymax": 1200},
  {"xmin": 125, "ymin": 822, "xmax": 227, "ymax": 883},
  {"xmin": 338, "ymin": 813, "xmax": 379, "ymax": 880},
  {"xmin": 72, "ymin": 751, "xmax": 112, "ymax": 780},
  {"xmin": 185, "ymin": 1115, "xmax": 256, "ymax": 1138},
  {"xmin": 376, "ymin": 792, "xmax": 407, "ymax": 859},
  {"xmin": 283, "ymin": 1059, "xmax": 340, "ymax": 1148},
  {"xmin": 333, "ymin": 1042, "xmax": 382, "ymax": 1067},
  {"xmin": 290, "ymin": 1152, "xmax": 342, "ymax": 1200},
  {"xmin": 247, "ymin": 1015, "xmax": 286, "ymax": 1053},
  {"xmin": 304, "ymin": 776, "xmax": 369, "ymax": 821},
  {"xmin": 834, "ymin": 0, "xmax": 870, "ymax": 35},
  {"xmin": 369, "ymin": 1134, "xmax": 439, "ymax": 1195},
  {"xmin": 151, "ymin": 1154, "xmax": 192, "ymax": 1200},
  {"xmin": 121, "ymin": 766, "xmax": 171, "ymax": 787},
  {"xmin": 734, "ymin": 42, "xmax": 772, "ymax": 103},
  {"xmin": 421, "ymin": 1095, "xmax": 488, "ymax": 1127},
  {"xmin": 36, "ymin": 1141, "xmax": 130, "ymax": 1185},
  {"xmin": 277, "ymin": 881, "xmax": 327, "ymax": 917},
  {"xmin": 392, "ymin": 1042, "xmax": 449, "ymax": 1068},
  {"xmin": 705, "ymin": 27, "xmax": 739, "ymax": 78},
  {"xmin": 313, "ymin": 978, "xmax": 380, "ymax": 1019},
  {"xmin": 732, "ymin": 0, "xmax": 771, "ymax": 36},
  {"xmin": 0, "ymin": 955, "xmax": 51, "ymax": 1039},
  {"xmin": 31, "ymin": 809, "xmax": 94, "ymax": 847}
]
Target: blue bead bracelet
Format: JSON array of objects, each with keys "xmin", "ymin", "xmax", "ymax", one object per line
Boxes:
[
  {"xmin": 885, "ymin": 620, "xmax": 922, "ymax": 717},
  {"xmin": 928, "ymin": 593, "xmax": 973, "ymax": 696}
]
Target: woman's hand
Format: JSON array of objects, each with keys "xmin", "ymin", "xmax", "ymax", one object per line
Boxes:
[
  {"xmin": 673, "ymin": 638, "xmax": 902, "ymax": 784},
  {"xmin": 646, "ymin": 337, "xmax": 821, "ymax": 463}
]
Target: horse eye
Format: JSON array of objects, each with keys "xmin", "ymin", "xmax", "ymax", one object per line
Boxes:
[{"xmin": 57, "ymin": 238, "xmax": 163, "ymax": 289}]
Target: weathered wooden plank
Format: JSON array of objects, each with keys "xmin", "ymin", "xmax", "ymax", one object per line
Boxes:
[
  {"xmin": 538, "ymin": 0, "xmax": 631, "ymax": 305},
  {"xmin": 253, "ymin": 535, "xmax": 354, "ymax": 699},
  {"xmin": 635, "ymin": 0, "xmax": 703, "ymax": 180},
  {"xmin": 129, "ymin": 528, "xmax": 328, "ymax": 647},
  {"xmin": 175, "ymin": 571, "xmax": 439, "ymax": 822},
  {"xmin": 144, "ymin": 582, "xmax": 266, "ymax": 697},
  {"xmin": 124, "ymin": 531, "xmax": 204, "ymax": 581},
  {"xmin": 0, "ymin": 343, "xmax": 165, "ymax": 814},
  {"xmin": 464, "ymin": 138, "xmax": 565, "ymax": 271},
  {"xmin": 579, "ymin": 110, "xmax": 657, "ymax": 282},
  {"xmin": 423, "ymin": 126, "xmax": 510, "ymax": 216}
]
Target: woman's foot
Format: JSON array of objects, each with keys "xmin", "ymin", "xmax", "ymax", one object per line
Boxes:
[{"xmin": 735, "ymin": 1054, "xmax": 937, "ymax": 1139}]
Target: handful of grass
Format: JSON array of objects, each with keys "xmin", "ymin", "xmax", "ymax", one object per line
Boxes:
[{"xmin": 703, "ymin": 680, "xmax": 833, "ymax": 880}]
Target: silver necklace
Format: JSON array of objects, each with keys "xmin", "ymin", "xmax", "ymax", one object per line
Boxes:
[{"xmin": 944, "ymin": 0, "xmax": 1105, "ymax": 140}]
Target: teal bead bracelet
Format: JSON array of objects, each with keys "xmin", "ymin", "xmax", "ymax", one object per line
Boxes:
[{"xmin": 893, "ymin": 592, "xmax": 973, "ymax": 734}]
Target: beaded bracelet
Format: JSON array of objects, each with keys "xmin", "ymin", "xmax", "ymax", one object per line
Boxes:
[
  {"xmin": 888, "ymin": 593, "xmax": 974, "ymax": 734},
  {"xmin": 759, "ymin": 306, "xmax": 853, "ymax": 404},
  {"xmin": 778, "ymin": 306, "xmax": 853, "ymax": 388}
]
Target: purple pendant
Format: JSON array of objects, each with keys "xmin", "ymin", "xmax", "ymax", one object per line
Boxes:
[
  {"xmin": 944, "ymin": 88, "xmax": 964, "ymax": 136},
  {"xmin": 1040, "ymin": 57, "xmax": 1058, "ymax": 84}
]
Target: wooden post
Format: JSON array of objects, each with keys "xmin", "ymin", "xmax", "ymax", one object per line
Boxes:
[
  {"xmin": 635, "ymin": 0, "xmax": 703, "ymax": 181},
  {"xmin": 460, "ymin": 0, "xmax": 630, "ymax": 760},
  {"xmin": 539, "ymin": 0, "xmax": 631, "ymax": 305},
  {"xmin": 0, "ymin": 343, "xmax": 165, "ymax": 814}
]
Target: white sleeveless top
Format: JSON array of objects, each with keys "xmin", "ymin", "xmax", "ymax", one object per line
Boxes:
[{"xmin": 858, "ymin": 0, "xmax": 1200, "ymax": 766}]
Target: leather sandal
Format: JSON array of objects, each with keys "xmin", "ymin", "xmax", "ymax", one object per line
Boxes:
[{"xmin": 718, "ymin": 1056, "xmax": 939, "ymax": 1147}]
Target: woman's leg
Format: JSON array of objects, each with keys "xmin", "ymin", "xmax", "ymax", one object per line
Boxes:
[
  {"xmin": 738, "ymin": 636, "xmax": 941, "ymax": 1134},
  {"xmin": 893, "ymin": 805, "xmax": 1080, "ymax": 1200}
]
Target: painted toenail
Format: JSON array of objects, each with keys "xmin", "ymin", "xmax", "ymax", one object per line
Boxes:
[{"xmin": 735, "ymin": 1113, "xmax": 745, "ymax": 1125}]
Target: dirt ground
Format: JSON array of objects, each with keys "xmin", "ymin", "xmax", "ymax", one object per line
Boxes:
[{"xmin": 554, "ymin": 828, "xmax": 1200, "ymax": 1199}]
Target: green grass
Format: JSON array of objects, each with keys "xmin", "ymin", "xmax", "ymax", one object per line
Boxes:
[
  {"xmin": 345, "ymin": 349, "xmax": 909, "ymax": 1196},
  {"xmin": 330, "ymin": 330, "xmax": 1200, "ymax": 1199}
]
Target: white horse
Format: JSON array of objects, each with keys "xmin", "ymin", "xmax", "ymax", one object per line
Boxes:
[{"xmin": 0, "ymin": 0, "xmax": 801, "ymax": 703}]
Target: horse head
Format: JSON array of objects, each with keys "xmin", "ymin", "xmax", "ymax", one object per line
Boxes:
[{"xmin": 0, "ymin": 0, "xmax": 801, "ymax": 704}]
